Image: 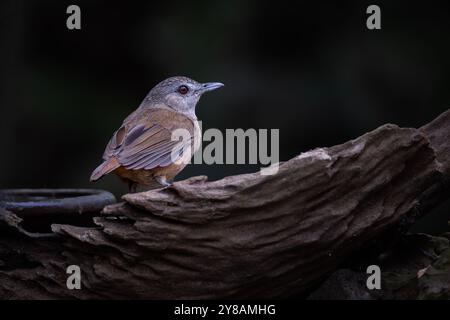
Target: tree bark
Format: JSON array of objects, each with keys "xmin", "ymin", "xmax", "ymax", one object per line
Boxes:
[{"xmin": 1, "ymin": 109, "xmax": 450, "ymax": 299}]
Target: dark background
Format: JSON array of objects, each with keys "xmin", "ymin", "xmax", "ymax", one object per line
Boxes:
[{"xmin": 1, "ymin": 0, "xmax": 449, "ymax": 233}]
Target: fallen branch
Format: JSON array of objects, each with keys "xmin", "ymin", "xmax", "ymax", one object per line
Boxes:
[{"xmin": 1, "ymin": 109, "xmax": 450, "ymax": 299}]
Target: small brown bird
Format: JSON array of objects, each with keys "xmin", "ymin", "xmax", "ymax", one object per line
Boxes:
[{"xmin": 90, "ymin": 76, "xmax": 224, "ymax": 191}]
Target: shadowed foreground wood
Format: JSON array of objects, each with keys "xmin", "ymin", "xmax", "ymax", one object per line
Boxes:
[{"xmin": 0, "ymin": 110, "xmax": 450, "ymax": 299}]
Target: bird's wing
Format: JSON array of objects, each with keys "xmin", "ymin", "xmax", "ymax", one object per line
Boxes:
[
  {"xmin": 102, "ymin": 126, "xmax": 126, "ymax": 160},
  {"xmin": 103, "ymin": 107, "xmax": 195, "ymax": 170},
  {"xmin": 102, "ymin": 106, "xmax": 149, "ymax": 160}
]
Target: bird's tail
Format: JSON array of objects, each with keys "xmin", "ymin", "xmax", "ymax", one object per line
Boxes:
[{"xmin": 90, "ymin": 157, "xmax": 120, "ymax": 182}]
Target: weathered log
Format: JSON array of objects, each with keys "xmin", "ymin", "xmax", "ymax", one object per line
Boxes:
[
  {"xmin": 0, "ymin": 109, "xmax": 450, "ymax": 299},
  {"xmin": 308, "ymin": 232, "xmax": 450, "ymax": 299}
]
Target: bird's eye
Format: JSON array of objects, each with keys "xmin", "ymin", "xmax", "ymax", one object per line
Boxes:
[{"xmin": 177, "ymin": 85, "xmax": 189, "ymax": 95}]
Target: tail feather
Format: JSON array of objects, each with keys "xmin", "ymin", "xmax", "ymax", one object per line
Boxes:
[{"xmin": 90, "ymin": 157, "xmax": 120, "ymax": 182}]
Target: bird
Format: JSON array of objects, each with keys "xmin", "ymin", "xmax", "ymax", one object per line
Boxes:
[{"xmin": 90, "ymin": 76, "xmax": 224, "ymax": 192}]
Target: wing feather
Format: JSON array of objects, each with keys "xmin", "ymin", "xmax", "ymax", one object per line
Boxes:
[
  {"xmin": 100, "ymin": 107, "xmax": 195, "ymax": 171},
  {"xmin": 119, "ymin": 125, "xmax": 193, "ymax": 170},
  {"xmin": 122, "ymin": 139, "xmax": 180, "ymax": 169}
]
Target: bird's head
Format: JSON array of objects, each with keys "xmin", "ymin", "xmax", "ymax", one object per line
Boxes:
[{"xmin": 145, "ymin": 76, "xmax": 224, "ymax": 117}]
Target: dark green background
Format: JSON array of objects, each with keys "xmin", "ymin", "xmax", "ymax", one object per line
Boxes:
[{"xmin": 1, "ymin": 0, "xmax": 449, "ymax": 233}]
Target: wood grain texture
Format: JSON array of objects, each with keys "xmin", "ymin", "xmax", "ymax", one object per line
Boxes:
[{"xmin": 1, "ymin": 109, "xmax": 450, "ymax": 299}]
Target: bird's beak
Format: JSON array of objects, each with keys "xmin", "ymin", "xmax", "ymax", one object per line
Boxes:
[{"xmin": 200, "ymin": 82, "xmax": 225, "ymax": 93}]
